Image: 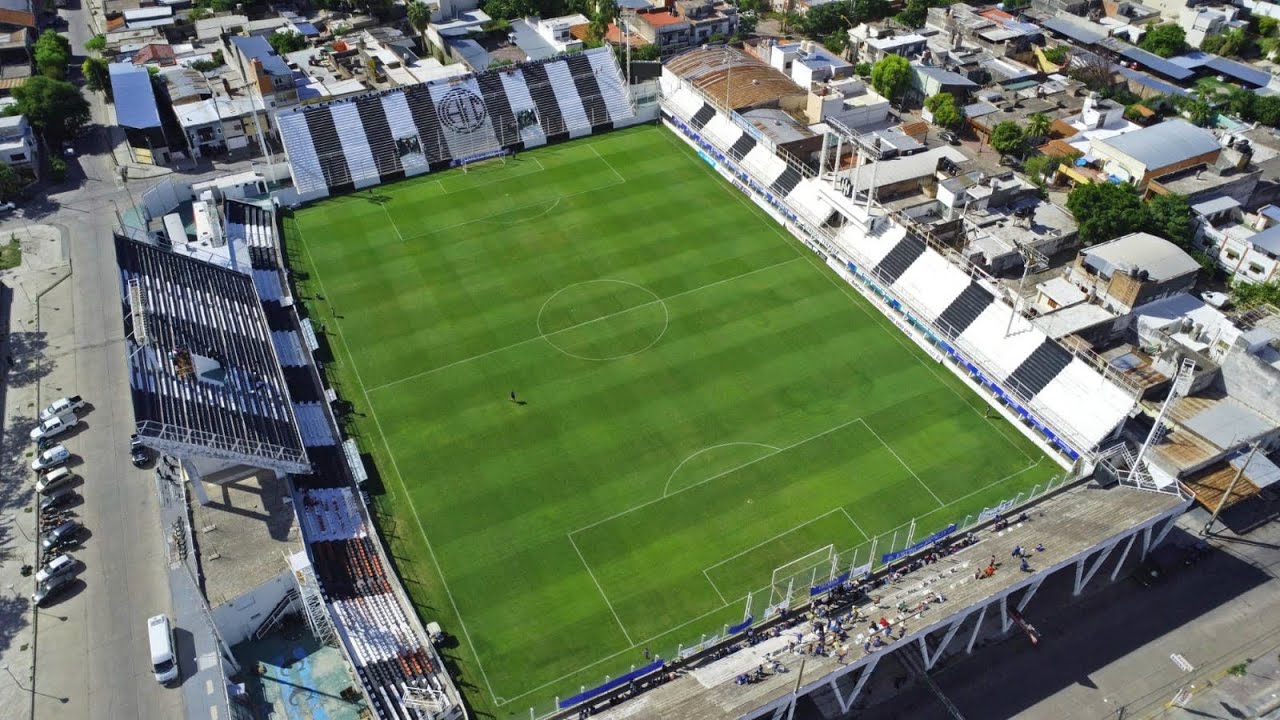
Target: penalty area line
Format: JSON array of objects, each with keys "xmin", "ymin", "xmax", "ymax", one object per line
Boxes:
[{"xmin": 568, "ymin": 534, "xmax": 635, "ymax": 646}]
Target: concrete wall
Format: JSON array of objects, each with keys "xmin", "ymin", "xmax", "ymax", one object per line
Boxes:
[
  {"xmin": 211, "ymin": 568, "xmax": 296, "ymax": 646},
  {"xmin": 1219, "ymin": 348, "xmax": 1280, "ymax": 424}
]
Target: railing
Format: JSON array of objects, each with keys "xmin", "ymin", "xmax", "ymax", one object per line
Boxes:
[
  {"xmin": 530, "ymin": 468, "xmax": 1084, "ymax": 720},
  {"xmin": 136, "ymin": 419, "xmax": 311, "ymax": 472}
]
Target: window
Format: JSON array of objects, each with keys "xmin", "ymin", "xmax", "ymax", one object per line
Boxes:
[
  {"xmin": 1226, "ymin": 250, "xmax": 1240, "ymax": 260},
  {"xmin": 1249, "ymin": 262, "xmax": 1265, "ymax": 274},
  {"xmin": 10, "ymin": 153, "xmax": 24, "ymax": 162}
]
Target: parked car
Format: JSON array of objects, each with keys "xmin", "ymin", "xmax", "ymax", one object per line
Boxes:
[
  {"xmin": 40, "ymin": 519, "xmax": 82, "ymax": 552},
  {"xmin": 940, "ymin": 130, "xmax": 960, "ymax": 145},
  {"xmin": 39, "ymin": 485, "xmax": 78, "ymax": 514},
  {"xmin": 30, "ymin": 413, "xmax": 78, "ymax": 443},
  {"xmin": 32, "ymin": 445, "xmax": 71, "ymax": 472},
  {"xmin": 32, "ymin": 572, "xmax": 76, "ymax": 607},
  {"xmin": 35, "ymin": 553, "xmax": 78, "ymax": 584},
  {"xmin": 40, "ymin": 395, "xmax": 85, "ymax": 421},
  {"xmin": 35, "ymin": 467, "xmax": 76, "ymax": 495},
  {"xmin": 0, "ymin": 202, "xmax": 14, "ymax": 216},
  {"xmin": 130, "ymin": 434, "xmax": 154, "ymax": 468}
]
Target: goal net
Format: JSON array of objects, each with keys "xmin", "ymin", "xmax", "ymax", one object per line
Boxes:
[{"xmin": 769, "ymin": 544, "xmax": 836, "ymax": 608}]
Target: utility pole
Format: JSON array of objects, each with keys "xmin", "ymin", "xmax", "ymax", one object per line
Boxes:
[{"xmin": 1203, "ymin": 441, "xmax": 1261, "ymax": 536}]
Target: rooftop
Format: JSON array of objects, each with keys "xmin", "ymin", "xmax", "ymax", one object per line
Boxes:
[
  {"xmin": 190, "ymin": 469, "xmax": 301, "ymax": 606},
  {"xmin": 229, "ymin": 34, "xmax": 290, "ymax": 77},
  {"xmin": 1081, "ymin": 232, "xmax": 1201, "ymax": 281},
  {"xmin": 1096, "ymin": 120, "xmax": 1220, "ymax": 170},
  {"xmin": 108, "ymin": 62, "xmax": 162, "ymax": 129},
  {"xmin": 666, "ymin": 46, "xmax": 804, "ymax": 110},
  {"xmin": 740, "ymin": 107, "xmax": 815, "ymax": 145},
  {"xmin": 914, "ymin": 64, "xmax": 979, "ymax": 87}
]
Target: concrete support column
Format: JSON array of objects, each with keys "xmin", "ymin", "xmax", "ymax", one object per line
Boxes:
[
  {"xmin": 966, "ymin": 604, "xmax": 988, "ymax": 654},
  {"xmin": 1111, "ymin": 533, "xmax": 1137, "ymax": 582}
]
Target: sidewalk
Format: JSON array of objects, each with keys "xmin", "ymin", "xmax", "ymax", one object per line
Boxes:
[{"xmin": 0, "ymin": 224, "xmax": 71, "ymax": 718}]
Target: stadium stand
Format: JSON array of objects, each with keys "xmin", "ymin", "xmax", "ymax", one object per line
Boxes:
[
  {"xmin": 658, "ymin": 82, "xmax": 1136, "ymax": 457},
  {"xmin": 224, "ymin": 202, "xmax": 464, "ymax": 719},
  {"xmin": 277, "ymin": 47, "xmax": 637, "ymax": 198},
  {"xmin": 114, "ymin": 236, "xmax": 310, "ymax": 474}
]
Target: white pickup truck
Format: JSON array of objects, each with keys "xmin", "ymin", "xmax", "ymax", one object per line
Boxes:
[
  {"xmin": 30, "ymin": 413, "xmax": 78, "ymax": 442},
  {"xmin": 40, "ymin": 395, "xmax": 85, "ymax": 422}
]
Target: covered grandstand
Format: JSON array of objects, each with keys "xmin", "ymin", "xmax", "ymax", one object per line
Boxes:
[
  {"xmin": 115, "ymin": 203, "xmax": 464, "ymax": 720},
  {"xmin": 276, "ymin": 46, "xmax": 638, "ymax": 199},
  {"xmin": 116, "ymin": 236, "xmax": 311, "ymax": 476},
  {"xmin": 658, "ymin": 75, "xmax": 1137, "ymax": 460}
]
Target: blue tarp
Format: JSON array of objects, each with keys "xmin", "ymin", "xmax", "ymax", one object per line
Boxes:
[
  {"xmin": 558, "ymin": 660, "xmax": 665, "ymax": 708},
  {"xmin": 727, "ymin": 616, "xmax": 754, "ymax": 635}
]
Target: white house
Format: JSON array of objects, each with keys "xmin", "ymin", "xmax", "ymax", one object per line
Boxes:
[{"xmin": 0, "ymin": 114, "xmax": 36, "ymax": 169}]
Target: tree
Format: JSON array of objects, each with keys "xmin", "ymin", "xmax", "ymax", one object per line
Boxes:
[
  {"xmin": 1140, "ymin": 23, "xmax": 1186, "ymax": 58},
  {"xmin": 895, "ymin": 0, "xmax": 939, "ymax": 29},
  {"xmin": 34, "ymin": 30, "xmax": 72, "ymax": 80},
  {"xmin": 588, "ymin": 0, "xmax": 617, "ymax": 43},
  {"xmin": 82, "ymin": 57, "xmax": 111, "ymax": 98},
  {"xmin": 1255, "ymin": 95, "xmax": 1280, "ymax": 125},
  {"xmin": 1066, "ymin": 182, "xmax": 1145, "ymax": 245},
  {"xmin": 267, "ymin": 30, "xmax": 307, "ymax": 55},
  {"xmin": 854, "ymin": 62, "xmax": 871, "ymax": 77},
  {"xmin": 85, "ymin": 34, "xmax": 106, "ymax": 52},
  {"xmin": 870, "ymin": 54, "xmax": 910, "ymax": 102},
  {"xmin": 1225, "ymin": 86, "xmax": 1255, "ymax": 119},
  {"xmin": 188, "ymin": 5, "xmax": 211, "ymax": 20},
  {"xmin": 633, "ymin": 43, "xmax": 660, "ymax": 61},
  {"xmin": 407, "ymin": 1, "xmax": 432, "ymax": 30},
  {"xmin": 1023, "ymin": 153, "xmax": 1071, "ymax": 187},
  {"xmin": 1200, "ymin": 27, "xmax": 1251, "ymax": 58},
  {"xmin": 924, "ymin": 92, "xmax": 962, "ymax": 129},
  {"xmin": 1230, "ymin": 279, "xmax": 1280, "ymax": 309},
  {"xmin": 11, "ymin": 76, "xmax": 90, "ymax": 146},
  {"xmin": 1143, "ymin": 192, "xmax": 1193, "ymax": 247},
  {"xmin": 0, "ymin": 164, "xmax": 23, "ymax": 200},
  {"xmin": 1042, "ymin": 45, "xmax": 1069, "ymax": 65},
  {"xmin": 988, "ymin": 121, "xmax": 1026, "ymax": 158},
  {"xmin": 1025, "ymin": 112, "xmax": 1051, "ymax": 143}
]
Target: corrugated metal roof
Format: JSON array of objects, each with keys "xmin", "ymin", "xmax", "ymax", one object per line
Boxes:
[
  {"xmin": 1097, "ymin": 120, "xmax": 1219, "ymax": 169},
  {"xmin": 914, "ymin": 65, "xmax": 978, "ymax": 87},
  {"xmin": 108, "ymin": 63, "xmax": 161, "ymax": 129},
  {"xmin": 1118, "ymin": 46, "xmax": 1195, "ymax": 80},
  {"xmin": 1081, "ymin": 232, "xmax": 1201, "ymax": 282},
  {"xmin": 1041, "ymin": 16, "xmax": 1105, "ymax": 45},
  {"xmin": 1116, "ymin": 65, "xmax": 1188, "ymax": 96},
  {"xmin": 1204, "ymin": 55, "xmax": 1270, "ymax": 88}
]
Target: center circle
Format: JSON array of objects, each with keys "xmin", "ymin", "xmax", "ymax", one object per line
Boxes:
[{"xmin": 536, "ymin": 280, "xmax": 669, "ymax": 361}]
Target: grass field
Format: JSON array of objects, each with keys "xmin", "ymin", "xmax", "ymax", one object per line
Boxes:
[{"xmin": 284, "ymin": 124, "xmax": 1060, "ymax": 716}]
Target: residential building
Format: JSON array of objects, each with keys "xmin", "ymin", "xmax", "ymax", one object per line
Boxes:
[
  {"xmin": 909, "ymin": 65, "xmax": 979, "ymax": 104},
  {"xmin": 227, "ymin": 34, "xmax": 298, "ymax": 111},
  {"xmin": 0, "ymin": 4, "xmax": 33, "ymax": 92},
  {"xmin": 0, "ymin": 113, "xmax": 34, "ymax": 168},
  {"xmin": 174, "ymin": 96, "xmax": 257, "ymax": 158},
  {"xmin": 1178, "ymin": 4, "xmax": 1247, "ymax": 47},
  {"xmin": 631, "ymin": 10, "xmax": 691, "ymax": 51},
  {"xmin": 108, "ymin": 62, "xmax": 172, "ymax": 165},
  {"xmin": 765, "ymin": 40, "xmax": 852, "ymax": 88},
  {"xmin": 847, "ymin": 24, "xmax": 929, "ymax": 65},
  {"xmin": 804, "ymin": 76, "xmax": 890, "ymax": 127},
  {"xmin": 1070, "ymin": 232, "xmax": 1201, "ymax": 313},
  {"xmin": 509, "ymin": 13, "xmax": 589, "ymax": 61},
  {"xmin": 676, "ymin": 0, "xmax": 738, "ymax": 44},
  {"xmin": 1089, "ymin": 120, "xmax": 1222, "ymax": 187}
]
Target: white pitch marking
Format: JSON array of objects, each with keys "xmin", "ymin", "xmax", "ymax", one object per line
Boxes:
[
  {"xmin": 568, "ymin": 533, "xmax": 635, "ymax": 645},
  {"xmin": 662, "ymin": 442, "xmax": 781, "ymax": 497}
]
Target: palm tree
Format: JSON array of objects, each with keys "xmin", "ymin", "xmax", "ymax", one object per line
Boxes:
[{"xmin": 1025, "ymin": 113, "xmax": 1051, "ymax": 143}]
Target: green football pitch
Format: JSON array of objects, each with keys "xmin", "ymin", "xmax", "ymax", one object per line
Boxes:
[{"xmin": 284, "ymin": 124, "xmax": 1059, "ymax": 715}]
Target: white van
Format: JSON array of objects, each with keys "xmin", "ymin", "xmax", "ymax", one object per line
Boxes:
[{"xmin": 147, "ymin": 615, "xmax": 178, "ymax": 684}]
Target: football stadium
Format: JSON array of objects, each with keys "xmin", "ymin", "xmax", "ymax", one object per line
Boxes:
[
  {"xmin": 284, "ymin": 120, "xmax": 1060, "ymax": 711},
  {"xmin": 112, "ymin": 44, "xmax": 1192, "ymax": 720}
]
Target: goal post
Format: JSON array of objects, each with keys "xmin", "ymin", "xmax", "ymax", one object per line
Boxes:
[{"xmin": 769, "ymin": 544, "xmax": 835, "ymax": 608}]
